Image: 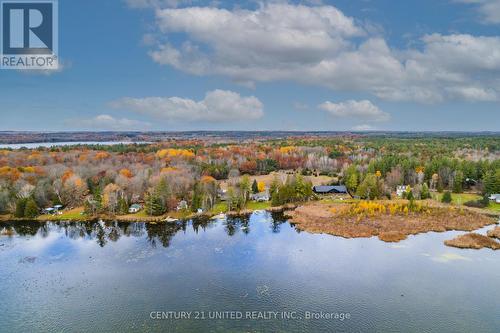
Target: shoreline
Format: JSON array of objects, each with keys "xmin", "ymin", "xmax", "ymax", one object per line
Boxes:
[
  {"xmin": 0, "ymin": 204, "xmax": 297, "ymax": 224},
  {"xmin": 3, "ymin": 200, "xmax": 500, "ymax": 250}
]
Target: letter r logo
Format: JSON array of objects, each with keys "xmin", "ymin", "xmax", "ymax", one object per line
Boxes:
[{"xmin": 1, "ymin": 1, "xmax": 55, "ymax": 55}]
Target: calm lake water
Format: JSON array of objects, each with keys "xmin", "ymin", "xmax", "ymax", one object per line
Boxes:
[{"xmin": 1, "ymin": 212, "xmax": 499, "ymax": 333}]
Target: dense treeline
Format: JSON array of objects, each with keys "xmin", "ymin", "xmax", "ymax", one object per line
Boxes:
[{"xmin": 0, "ymin": 135, "xmax": 498, "ymax": 217}]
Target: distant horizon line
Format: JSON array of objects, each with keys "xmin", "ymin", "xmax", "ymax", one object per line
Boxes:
[{"xmin": 0, "ymin": 130, "xmax": 499, "ymax": 134}]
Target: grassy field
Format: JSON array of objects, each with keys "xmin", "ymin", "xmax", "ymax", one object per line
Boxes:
[
  {"xmin": 117, "ymin": 208, "xmax": 192, "ymax": 220},
  {"xmin": 210, "ymin": 202, "xmax": 228, "ymax": 214},
  {"xmin": 245, "ymin": 201, "xmax": 271, "ymax": 210},
  {"xmin": 432, "ymin": 192, "xmax": 482, "ymax": 205},
  {"xmin": 38, "ymin": 207, "xmax": 86, "ymax": 221},
  {"xmin": 488, "ymin": 202, "xmax": 500, "ymax": 212},
  {"xmin": 120, "ymin": 210, "xmax": 149, "ymax": 218},
  {"xmin": 431, "ymin": 192, "xmax": 500, "ymax": 213}
]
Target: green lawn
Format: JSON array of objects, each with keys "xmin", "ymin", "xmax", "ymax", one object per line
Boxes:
[
  {"xmin": 488, "ymin": 202, "xmax": 500, "ymax": 212},
  {"xmin": 431, "ymin": 192, "xmax": 500, "ymax": 214},
  {"xmin": 210, "ymin": 202, "xmax": 229, "ymax": 214},
  {"xmin": 432, "ymin": 192, "xmax": 482, "ymax": 205},
  {"xmin": 38, "ymin": 207, "xmax": 86, "ymax": 220},
  {"xmin": 245, "ymin": 201, "xmax": 271, "ymax": 210}
]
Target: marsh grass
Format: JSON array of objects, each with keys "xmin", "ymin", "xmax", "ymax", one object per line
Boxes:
[
  {"xmin": 487, "ymin": 226, "xmax": 500, "ymax": 239},
  {"xmin": 289, "ymin": 200, "xmax": 496, "ymax": 242},
  {"xmin": 444, "ymin": 233, "xmax": 500, "ymax": 250}
]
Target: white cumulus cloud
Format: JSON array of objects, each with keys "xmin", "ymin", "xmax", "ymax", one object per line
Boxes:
[
  {"xmin": 144, "ymin": 3, "xmax": 500, "ymax": 103},
  {"xmin": 455, "ymin": 0, "xmax": 500, "ymax": 24},
  {"xmin": 352, "ymin": 124, "xmax": 376, "ymax": 131},
  {"xmin": 109, "ymin": 89, "xmax": 264, "ymax": 122},
  {"xmin": 319, "ymin": 100, "xmax": 390, "ymax": 122},
  {"xmin": 77, "ymin": 115, "xmax": 152, "ymax": 130}
]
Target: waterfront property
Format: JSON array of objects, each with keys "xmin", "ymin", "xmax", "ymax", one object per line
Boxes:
[
  {"xmin": 176, "ymin": 200, "xmax": 188, "ymax": 211},
  {"xmin": 489, "ymin": 194, "xmax": 500, "ymax": 203},
  {"xmin": 128, "ymin": 204, "xmax": 142, "ymax": 214},
  {"xmin": 42, "ymin": 207, "xmax": 55, "ymax": 215},
  {"xmin": 396, "ymin": 185, "xmax": 410, "ymax": 197},
  {"xmin": 312, "ymin": 185, "xmax": 349, "ymax": 195},
  {"xmin": 42, "ymin": 205, "xmax": 63, "ymax": 215},
  {"xmin": 251, "ymin": 192, "xmax": 270, "ymax": 202}
]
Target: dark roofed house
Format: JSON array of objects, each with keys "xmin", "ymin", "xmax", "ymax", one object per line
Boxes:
[{"xmin": 313, "ymin": 185, "xmax": 349, "ymax": 195}]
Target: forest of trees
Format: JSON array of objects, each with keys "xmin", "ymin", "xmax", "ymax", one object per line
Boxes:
[{"xmin": 0, "ymin": 135, "xmax": 498, "ymax": 218}]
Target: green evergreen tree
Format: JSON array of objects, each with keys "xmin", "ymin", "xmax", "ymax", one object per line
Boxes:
[
  {"xmin": 406, "ymin": 190, "xmax": 414, "ymax": 201},
  {"xmin": 344, "ymin": 165, "xmax": 359, "ymax": 192},
  {"xmin": 14, "ymin": 198, "xmax": 27, "ymax": 218},
  {"xmin": 227, "ymin": 187, "xmax": 244, "ymax": 211},
  {"xmin": 480, "ymin": 194, "xmax": 490, "ymax": 207},
  {"xmin": 356, "ymin": 174, "xmax": 380, "ymax": 199},
  {"xmin": 441, "ymin": 191, "xmax": 452, "ymax": 204},
  {"xmin": 191, "ymin": 182, "xmax": 203, "ymax": 212},
  {"xmin": 93, "ymin": 188, "xmax": 103, "ymax": 212},
  {"xmin": 239, "ymin": 175, "xmax": 251, "ymax": 203},
  {"xmin": 156, "ymin": 178, "xmax": 170, "ymax": 208},
  {"xmin": 437, "ymin": 181, "xmax": 444, "ymax": 193},
  {"xmin": 24, "ymin": 198, "xmax": 39, "ymax": 218},
  {"xmin": 84, "ymin": 189, "xmax": 102, "ymax": 215},
  {"xmin": 421, "ymin": 183, "xmax": 430, "ymax": 199},
  {"xmin": 269, "ymin": 177, "xmax": 280, "ymax": 200},
  {"xmin": 482, "ymin": 169, "xmax": 500, "ymax": 195},
  {"xmin": 453, "ymin": 170, "xmax": 464, "ymax": 193},
  {"xmin": 117, "ymin": 196, "xmax": 128, "ymax": 215},
  {"xmin": 0, "ymin": 188, "xmax": 9, "ymax": 214},
  {"xmin": 252, "ymin": 179, "xmax": 259, "ymax": 194},
  {"xmin": 145, "ymin": 191, "xmax": 164, "ymax": 216}
]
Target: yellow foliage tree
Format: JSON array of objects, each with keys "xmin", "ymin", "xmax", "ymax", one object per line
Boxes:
[
  {"xmin": 201, "ymin": 175, "xmax": 216, "ymax": 183},
  {"xmin": 119, "ymin": 168, "xmax": 133, "ymax": 178},
  {"xmin": 257, "ymin": 181, "xmax": 266, "ymax": 192},
  {"xmin": 279, "ymin": 146, "xmax": 296, "ymax": 154},
  {"xmin": 156, "ymin": 149, "xmax": 194, "ymax": 159},
  {"xmin": 160, "ymin": 167, "xmax": 178, "ymax": 174},
  {"xmin": 95, "ymin": 152, "xmax": 110, "ymax": 160}
]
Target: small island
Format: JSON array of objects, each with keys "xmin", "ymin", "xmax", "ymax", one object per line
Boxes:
[{"xmin": 444, "ymin": 233, "xmax": 500, "ymax": 250}]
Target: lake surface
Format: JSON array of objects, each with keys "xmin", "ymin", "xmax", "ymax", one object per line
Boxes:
[
  {"xmin": 1, "ymin": 213, "xmax": 499, "ymax": 333},
  {"xmin": 0, "ymin": 141, "xmax": 151, "ymax": 149}
]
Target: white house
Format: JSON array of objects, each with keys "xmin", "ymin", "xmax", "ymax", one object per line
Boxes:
[
  {"xmin": 42, "ymin": 207, "xmax": 55, "ymax": 215},
  {"xmin": 396, "ymin": 185, "xmax": 410, "ymax": 197},
  {"xmin": 128, "ymin": 204, "xmax": 142, "ymax": 214},
  {"xmin": 176, "ymin": 200, "xmax": 188, "ymax": 211},
  {"xmin": 218, "ymin": 189, "xmax": 229, "ymax": 201},
  {"xmin": 488, "ymin": 194, "xmax": 500, "ymax": 204},
  {"xmin": 251, "ymin": 192, "xmax": 270, "ymax": 202}
]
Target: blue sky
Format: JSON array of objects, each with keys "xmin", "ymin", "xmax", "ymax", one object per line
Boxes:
[{"xmin": 0, "ymin": 0, "xmax": 499, "ymax": 131}]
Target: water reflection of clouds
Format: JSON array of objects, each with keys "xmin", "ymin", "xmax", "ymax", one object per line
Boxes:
[
  {"xmin": 14, "ymin": 232, "xmax": 62, "ymax": 254},
  {"xmin": 2, "ymin": 215, "xmax": 500, "ymax": 333},
  {"xmin": 431, "ymin": 252, "xmax": 472, "ymax": 263}
]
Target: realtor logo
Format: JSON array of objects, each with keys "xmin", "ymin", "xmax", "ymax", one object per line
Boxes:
[{"xmin": 1, "ymin": 0, "xmax": 58, "ymax": 69}]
